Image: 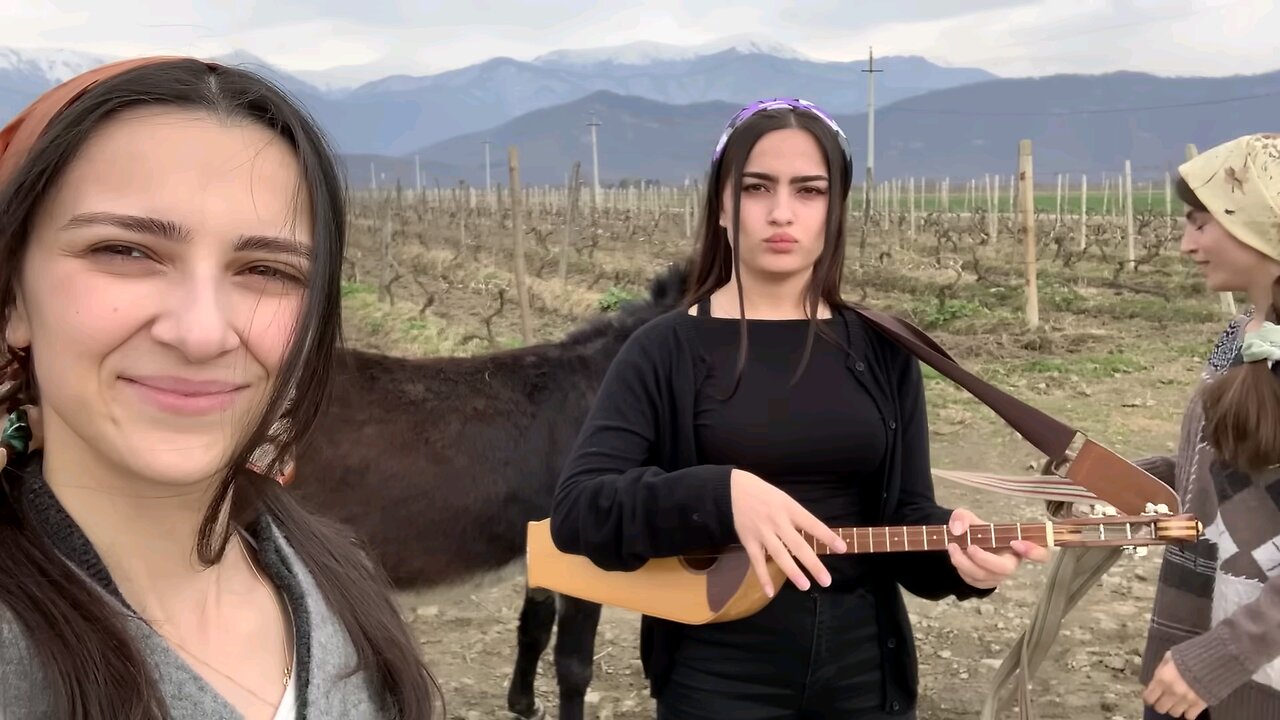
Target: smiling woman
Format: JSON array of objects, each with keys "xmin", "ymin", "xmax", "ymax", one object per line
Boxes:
[
  {"xmin": 0, "ymin": 58, "xmax": 442, "ymax": 720},
  {"xmin": 1139, "ymin": 134, "xmax": 1280, "ymax": 720}
]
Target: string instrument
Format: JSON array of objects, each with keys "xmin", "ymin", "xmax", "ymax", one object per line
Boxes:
[{"xmin": 526, "ymin": 507, "xmax": 1201, "ymax": 625}]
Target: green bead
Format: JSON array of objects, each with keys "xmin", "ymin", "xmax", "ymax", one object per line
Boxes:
[{"xmin": 2, "ymin": 407, "xmax": 31, "ymax": 455}]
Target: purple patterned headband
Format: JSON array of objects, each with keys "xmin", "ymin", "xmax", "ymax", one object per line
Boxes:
[{"xmin": 711, "ymin": 98, "xmax": 852, "ymax": 182}]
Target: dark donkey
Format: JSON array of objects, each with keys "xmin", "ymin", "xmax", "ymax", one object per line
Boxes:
[{"xmin": 287, "ymin": 261, "xmax": 691, "ymax": 720}]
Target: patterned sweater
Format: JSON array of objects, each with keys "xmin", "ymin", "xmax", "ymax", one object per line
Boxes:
[{"xmin": 1139, "ymin": 311, "xmax": 1280, "ymax": 718}]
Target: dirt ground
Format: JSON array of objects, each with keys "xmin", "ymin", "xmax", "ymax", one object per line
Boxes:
[{"xmin": 394, "ymin": 345, "xmax": 1202, "ymax": 720}]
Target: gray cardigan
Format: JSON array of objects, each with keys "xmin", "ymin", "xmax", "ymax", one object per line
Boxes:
[{"xmin": 0, "ymin": 456, "xmax": 391, "ymax": 719}]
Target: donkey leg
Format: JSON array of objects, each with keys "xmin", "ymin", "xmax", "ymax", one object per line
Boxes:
[
  {"xmin": 506, "ymin": 587, "xmax": 556, "ymax": 720},
  {"xmin": 553, "ymin": 595, "xmax": 603, "ymax": 720}
]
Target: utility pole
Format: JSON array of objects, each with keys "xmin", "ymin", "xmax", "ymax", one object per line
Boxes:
[
  {"xmin": 481, "ymin": 140, "xmax": 492, "ymax": 192},
  {"xmin": 857, "ymin": 46, "xmax": 883, "ymax": 260},
  {"xmin": 587, "ymin": 113, "xmax": 602, "ymax": 208},
  {"xmin": 861, "ymin": 46, "xmax": 882, "ymax": 220},
  {"xmin": 414, "ymin": 154, "xmax": 421, "ymax": 194}
]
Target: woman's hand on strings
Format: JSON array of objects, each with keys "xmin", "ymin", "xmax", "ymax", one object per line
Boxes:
[
  {"xmin": 945, "ymin": 507, "xmax": 1049, "ymax": 589},
  {"xmin": 729, "ymin": 469, "xmax": 846, "ymax": 597}
]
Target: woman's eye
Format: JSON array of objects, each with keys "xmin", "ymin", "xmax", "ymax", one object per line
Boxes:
[
  {"xmin": 87, "ymin": 244, "xmax": 156, "ymax": 265},
  {"xmin": 93, "ymin": 244, "xmax": 148, "ymax": 259},
  {"xmin": 245, "ymin": 264, "xmax": 307, "ymax": 286}
]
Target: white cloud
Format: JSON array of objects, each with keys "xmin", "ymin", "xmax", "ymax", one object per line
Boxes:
[{"xmin": 0, "ymin": 0, "xmax": 1274, "ymax": 82}]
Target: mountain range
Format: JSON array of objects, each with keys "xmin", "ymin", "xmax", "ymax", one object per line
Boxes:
[{"xmin": 3, "ymin": 41, "xmax": 1278, "ymax": 187}]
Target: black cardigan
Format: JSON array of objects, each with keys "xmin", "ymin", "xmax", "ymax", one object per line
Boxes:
[{"xmin": 549, "ymin": 304, "xmax": 994, "ymax": 713}]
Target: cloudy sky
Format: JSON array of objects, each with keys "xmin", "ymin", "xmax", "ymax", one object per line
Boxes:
[{"xmin": 2, "ymin": 0, "xmax": 1273, "ymax": 84}]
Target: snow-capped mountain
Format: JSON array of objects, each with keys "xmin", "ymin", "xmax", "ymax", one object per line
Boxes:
[
  {"xmin": 532, "ymin": 35, "xmax": 812, "ymax": 67},
  {"xmin": 0, "ymin": 47, "xmax": 114, "ymax": 87},
  {"xmin": 1, "ymin": 41, "xmax": 997, "ymax": 157}
]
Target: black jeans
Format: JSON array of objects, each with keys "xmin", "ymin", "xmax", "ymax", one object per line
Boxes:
[{"xmin": 656, "ymin": 583, "xmax": 910, "ymax": 719}]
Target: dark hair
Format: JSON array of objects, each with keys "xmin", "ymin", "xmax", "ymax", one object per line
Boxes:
[
  {"xmin": 1202, "ymin": 285, "xmax": 1280, "ymax": 473},
  {"xmin": 1176, "ymin": 175, "xmax": 1208, "ymax": 213},
  {"xmin": 683, "ymin": 107, "xmax": 854, "ymax": 392},
  {"xmin": 0, "ymin": 60, "xmax": 442, "ymax": 719}
]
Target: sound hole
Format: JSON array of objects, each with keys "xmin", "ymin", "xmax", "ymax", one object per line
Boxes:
[{"xmin": 680, "ymin": 555, "xmax": 717, "ymax": 572}]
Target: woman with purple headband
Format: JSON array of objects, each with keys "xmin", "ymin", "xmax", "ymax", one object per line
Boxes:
[{"xmin": 550, "ymin": 98, "xmax": 1047, "ymax": 718}]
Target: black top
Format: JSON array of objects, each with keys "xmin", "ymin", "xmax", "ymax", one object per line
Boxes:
[
  {"xmin": 549, "ymin": 301, "xmax": 994, "ymax": 714},
  {"xmin": 692, "ymin": 300, "xmax": 886, "ymax": 587}
]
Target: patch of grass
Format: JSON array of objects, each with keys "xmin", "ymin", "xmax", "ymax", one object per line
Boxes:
[
  {"xmin": 1019, "ymin": 352, "xmax": 1147, "ymax": 379},
  {"xmin": 1087, "ymin": 295, "xmax": 1220, "ymax": 325},
  {"xmin": 905, "ymin": 297, "xmax": 986, "ymax": 329},
  {"xmin": 597, "ymin": 286, "xmax": 639, "ymax": 312},
  {"xmin": 1038, "ymin": 280, "xmax": 1085, "ymax": 313},
  {"xmin": 342, "ymin": 285, "xmax": 486, "ymax": 357},
  {"xmin": 342, "ymin": 281, "xmax": 376, "ymax": 298}
]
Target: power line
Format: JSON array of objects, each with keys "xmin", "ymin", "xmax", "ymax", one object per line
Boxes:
[{"xmin": 877, "ymin": 88, "xmax": 1280, "ymax": 117}]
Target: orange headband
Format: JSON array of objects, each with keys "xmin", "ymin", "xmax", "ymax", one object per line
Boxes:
[{"xmin": 0, "ymin": 55, "xmax": 213, "ymax": 187}]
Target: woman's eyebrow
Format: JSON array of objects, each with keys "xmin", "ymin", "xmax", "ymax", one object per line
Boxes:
[
  {"xmin": 741, "ymin": 172, "xmax": 829, "ymax": 184},
  {"xmin": 62, "ymin": 211, "xmax": 188, "ymax": 241},
  {"xmin": 62, "ymin": 211, "xmax": 310, "ymax": 260}
]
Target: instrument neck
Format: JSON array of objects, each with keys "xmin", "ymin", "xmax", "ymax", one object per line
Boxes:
[{"xmin": 808, "ymin": 522, "xmax": 1053, "ymax": 554}]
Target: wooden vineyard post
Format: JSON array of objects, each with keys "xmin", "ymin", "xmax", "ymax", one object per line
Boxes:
[
  {"xmin": 1079, "ymin": 173, "xmax": 1088, "ymax": 251},
  {"xmin": 457, "ymin": 180, "xmax": 467, "ymax": 251},
  {"xmin": 1124, "ymin": 160, "xmax": 1136, "ymax": 271},
  {"xmin": 507, "ymin": 147, "xmax": 534, "ymax": 345},
  {"xmin": 559, "ymin": 161, "xmax": 580, "ymax": 285},
  {"xmin": 1055, "ymin": 173, "xmax": 1063, "ymax": 224},
  {"xmin": 378, "ymin": 200, "xmax": 394, "ymax": 304},
  {"xmin": 991, "ymin": 174, "xmax": 1000, "ymax": 241},
  {"xmin": 907, "ymin": 176, "xmax": 915, "ymax": 244},
  {"xmin": 1020, "ymin": 140, "xmax": 1039, "ymax": 329}
]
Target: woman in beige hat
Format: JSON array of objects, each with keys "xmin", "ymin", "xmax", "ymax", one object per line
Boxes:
[{"xmin": 1139, "ymin": 133, "xmax": 1280, "ymax": 719}]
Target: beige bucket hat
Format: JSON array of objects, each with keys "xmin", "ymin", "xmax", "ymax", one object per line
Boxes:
[{"xmin": 1179, "ymin": 133, "xmax": 1280, "ymax": 262}]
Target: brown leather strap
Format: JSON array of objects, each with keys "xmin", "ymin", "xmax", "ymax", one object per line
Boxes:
[
  {"xmin": 855, "ymin": 307, "xmax": 1077, "ymax": 461},
  {"xmin": 852, "ymin": 306, "xmax": 1179, "ymax": 515}
]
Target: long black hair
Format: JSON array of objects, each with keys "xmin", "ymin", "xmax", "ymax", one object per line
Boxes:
[{"xmin": 0, "ymin": 59, "xmax": 442, "ymax": 719}]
